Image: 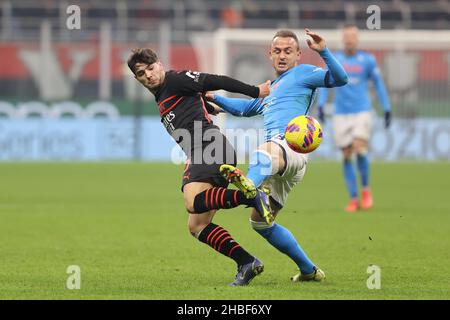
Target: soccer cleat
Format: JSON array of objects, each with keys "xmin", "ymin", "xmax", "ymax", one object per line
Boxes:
[
  {"xmin": 220, "ymin": 164, "xmax": 257, "ymax": 199},
  {"xmin": 291, "ymin": 267, "xmax": 326, "ymax": 282},
  {"xmin": 230, "ymin": 258, "xmax": 264, "ymax": 286},
  {"xmin": 253, "ymin": 188, "xmax": 275, "ymax": 224},
  {"xmin": 361, "ymin": 188, "xmax": 373, "ymax": 210},
  {"xmin": 345, "ymin": 198, "xmax": 359, "ymax": 213}
]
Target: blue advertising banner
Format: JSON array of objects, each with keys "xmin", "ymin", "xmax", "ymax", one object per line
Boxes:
[{"xmin": 0, "ymin": 117, "xmax": 448, "ymax": 161}]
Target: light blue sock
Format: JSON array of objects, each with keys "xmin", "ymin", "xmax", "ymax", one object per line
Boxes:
[
  {"xmin": 247, "ymin": 150, "xmax": 273, "ymax": 188},
  {"xmin": 356, "ymin": 153, "xmax": 370, "ymax": 188},
  {"xmin": 343, "ymin": 159, "xmax": 358, "ymax": 198},
  {"xmin": 253, "ymin": 222, "xmax": 315, "ymax": 275}
]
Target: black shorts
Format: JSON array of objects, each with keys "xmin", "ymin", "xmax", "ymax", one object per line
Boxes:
[{"xmin": 181, "ymin": 131, "xmax": 237, "ymax": 191}]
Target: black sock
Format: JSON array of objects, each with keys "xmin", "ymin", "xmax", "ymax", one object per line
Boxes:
[
  {"xmin": 193, "ymin": 187, "xmax": 253, "ymax": 213},
  {"xmin": 198, "ymin": 223, "xmax": 254, "ymax": 266}
]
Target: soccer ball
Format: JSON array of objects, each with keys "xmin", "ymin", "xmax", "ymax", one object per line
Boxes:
[{"xmin": 285, "ymin": 115, "xmax": 323, "ymax": 154}]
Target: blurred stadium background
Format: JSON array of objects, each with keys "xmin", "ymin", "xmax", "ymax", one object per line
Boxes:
[{"xmin": 0, "ymin": 0, "xmax": 449, "ymax": 162}]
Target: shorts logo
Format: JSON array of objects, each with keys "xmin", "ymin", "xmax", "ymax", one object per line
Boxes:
[{"xmin": 273, "ymin": 134, "xmax": 285, "ymax": 140}]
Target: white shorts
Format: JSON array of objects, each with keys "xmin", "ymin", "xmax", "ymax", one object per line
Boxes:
[
  {"xmin": 263, "ymin": 136, "xmax": 307, "ymax": 209},
  {"xmin": 332, "ymin": 111, "xmax": 372, "ymax": 149}
]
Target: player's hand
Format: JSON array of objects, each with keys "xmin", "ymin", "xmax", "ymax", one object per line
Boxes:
[
  {"xmin": 384, "ymin": 111, "xmax": 391, "ymax": 129},
  {"xmin": 318, "ymin": 107, "xmax": 325, "ymax": 124},
  {"xmin": 257, "ymin": 80, "xmax": 271, "ymax": 98},
  {"xmin": 204, "ymin": 91, "xmax": 215, "ymax": 101},
  {"xmin": 305, "ymin": 28, "xmax": 326, "ymax": 52},
  {"xmin": 202, "ymin": 95, "xmax": 222, "ymax": 115}
]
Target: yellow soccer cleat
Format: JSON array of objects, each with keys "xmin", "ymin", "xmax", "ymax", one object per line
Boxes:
[
  {"xmin": 291, "ymin": 267, "xmax": 326, "ymax": 282},
  {"xmin": 220, "ymin": 164, "xmax": 274, "ymax": 224},
  {"xmin": 220, "ymin": 164, "xmax": 257, "ymax": 199}
]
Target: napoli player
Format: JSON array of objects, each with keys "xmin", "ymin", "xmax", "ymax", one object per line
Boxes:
[
  {"xmin": 206, "ymin": 29, "xmax": 348, "ymax": 282},
  {"xmin": 317, "ymin": 25, "xmax": 391, "ymax": 212}
]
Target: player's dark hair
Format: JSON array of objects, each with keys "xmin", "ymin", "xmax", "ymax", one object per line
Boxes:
[
  {"xmin": 272, "ymin": 30, "xmax": 300, "ymax": 49},
  {"xmin": 127, "ymin": 48, "xmax": 159, "ymax": 75}
]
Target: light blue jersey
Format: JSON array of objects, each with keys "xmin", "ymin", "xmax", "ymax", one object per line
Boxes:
[
  {"xmin": 317, "ymin": 50, "xmax": 391, "ymax": 114},
  {"xmin": 214, "ymin": 48, "xmax": 348, "ymax": 141}
]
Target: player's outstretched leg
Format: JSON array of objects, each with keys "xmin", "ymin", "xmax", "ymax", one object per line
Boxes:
[
  {"xmin": 191, "ymin": 185, "xmax": 273, "ymax": 224},
  {"xmin": 196, "ymin": 223, "xmax": 264, "ymax": 286},
  {"xmin": 192, "ymin": 186, "xmax": 254, "ymax": 211},
  {"xmin": 186, "ymin": 182, "xmax": 264, "ymax": 286},
  {"xmin": 220, "ymin": 165, "xmax": 274, "ymax": 224},
  {"xmin": 250, "ymin": 218, "xmax": 324, "ymax": 282}
]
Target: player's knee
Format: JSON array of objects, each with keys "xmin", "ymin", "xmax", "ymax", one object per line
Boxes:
[
  {"xmin": 184, "ymin": 192, "xmax": 200, "ymax": 213},
  {"xmin": 353, "ymin": 141, "xmax": 368, "ymax": 155},
  {"xmin": 250, "ymin": 208, "xmax": 276, "ymax": 228},
  {"xmin": 188, "ymin": 220, "xmax": 210, "ymax": 238},
  {"xmin": 250, "ymin": 219, "xmax": 272, "ymax": 229},
  {"xmin": 254, "ymin": 144, "xmax": 282, "ymax": 175},
  {"xmin": 184, "ymin": 200, "xmax": 196, "ymax": 214},
  {"xmin": 342, "ymin": 146, "xmax": 353, "ymax": 160}
]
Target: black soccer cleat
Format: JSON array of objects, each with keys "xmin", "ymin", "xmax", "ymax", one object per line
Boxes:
[{"xmin": 230, "ymin": 258, "xmax": 264, "ymax": 286}]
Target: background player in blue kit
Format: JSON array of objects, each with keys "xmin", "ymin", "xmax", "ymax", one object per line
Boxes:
[
  {"xmin": 317, "ymin": 25, "xmax": 391, "ymax": 212},
  {"xmin": 207, "ymin": 29, "xmax": 348, "ymax": 282}
]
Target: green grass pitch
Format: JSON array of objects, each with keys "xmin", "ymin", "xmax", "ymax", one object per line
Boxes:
[{"xmin": 0, "ymin": 162, "xmax": 449, "ymax": 300}]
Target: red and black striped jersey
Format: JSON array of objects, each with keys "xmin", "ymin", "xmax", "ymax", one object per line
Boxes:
[
  {"xmin": 155, "ymin": 70, "xmax": 214, "ymax": 139},
  {"xmin": 153, "ymin": 70, "xmax": 259, "ymax": 153}
]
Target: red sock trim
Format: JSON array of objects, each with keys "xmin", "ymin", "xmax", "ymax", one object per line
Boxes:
[
  {"xmin": 220, "ymin": 188, "xmax": 226, "ymax": 207},
  {"xmin": 205, "ymin": 188, "xmax": 211, "ymax": 209},
  {"xmin": 210, "ymin": 188, "xmax": 216, "ymax": 208},
  {"xmin": 228, "ymin": 244, "xmax": 240, "ymax": 257},
  {"xmin": 212, "ymin": 231, "xmax": 228, "ymax": 249},
  {"xmin": 217, "ymin": 236, "xmax": 232, "ymax": 252},
  {"xmin": 215, "ymin": 187, "xmax": 222, "ymax": 207},
  {"xmin": 206, "ymin": 225, "xmax": 221, "ymax": 243}
]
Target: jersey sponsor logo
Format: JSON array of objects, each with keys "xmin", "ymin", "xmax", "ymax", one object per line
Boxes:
[
  {"xmin": 343, "ymin": 63, "xmax": 363, "ymax": 73},
  {"xmin": 185, "ymin": 70, "xmax": 201, "ymax": 82},
  {"xmin": 165, "ymin": 111, "xmax": 176, "ymax": 122},
  {"xmin": 162, "ymin": 111, "xmax": 176, "ymax": 132}
]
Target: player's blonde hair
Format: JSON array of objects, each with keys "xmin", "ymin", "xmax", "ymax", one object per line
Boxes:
[{"xmin": 272, "ymin": 30, "xmax": 300, "ymax": 50}]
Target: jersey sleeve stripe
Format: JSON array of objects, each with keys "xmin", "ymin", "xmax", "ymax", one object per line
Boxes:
[
  {"xmin": 160, "ymin": 96, "xmax": 185, "ymax": 116},
  {"xmin": 200, "ymin": 96, "xmax": 212, "ymax": 123}
]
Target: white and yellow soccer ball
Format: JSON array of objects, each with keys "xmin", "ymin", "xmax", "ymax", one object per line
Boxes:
[{"xmin": 284, "ymin": 115, "xmax": 323, "ymax": 154}]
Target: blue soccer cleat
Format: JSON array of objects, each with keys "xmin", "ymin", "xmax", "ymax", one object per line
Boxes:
[{"xmin": 230, "ymin": 258, "xmax": 264, "ymax": 286}]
